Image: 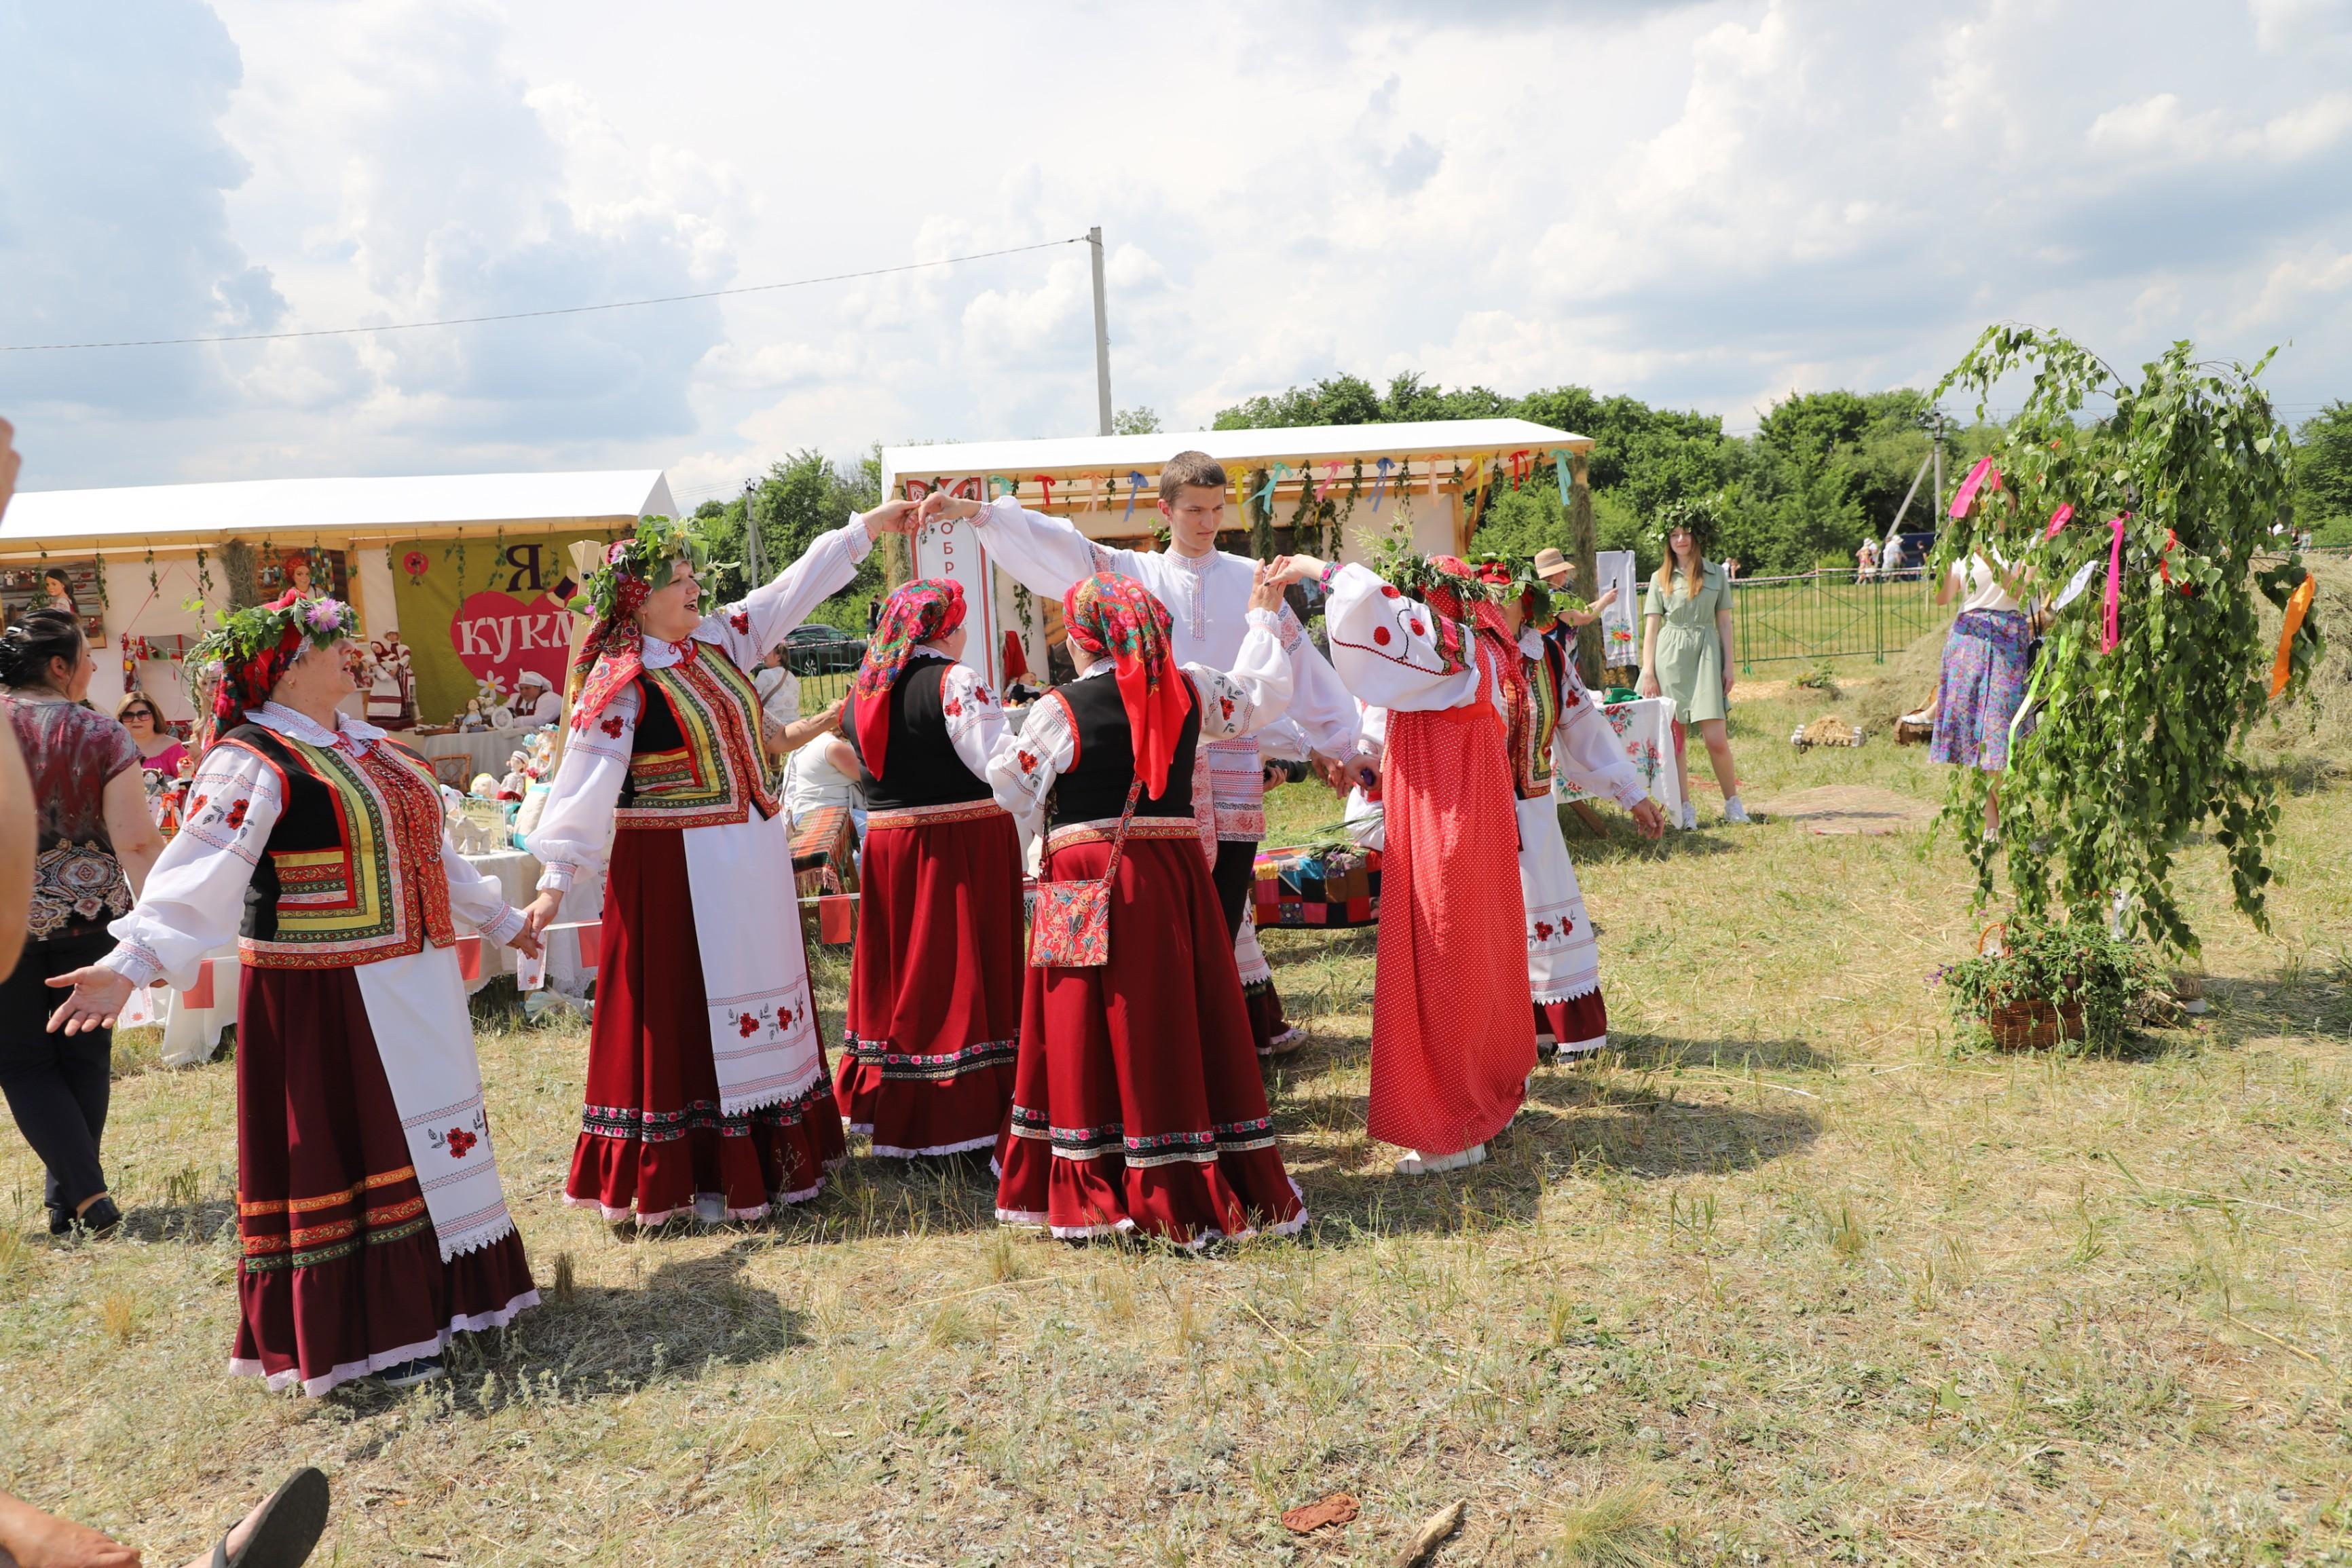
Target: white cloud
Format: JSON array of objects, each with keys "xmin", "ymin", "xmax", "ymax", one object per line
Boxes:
[{"xmin": 5, "ymin": 0, "xmax": 2351, "ymax": 489}]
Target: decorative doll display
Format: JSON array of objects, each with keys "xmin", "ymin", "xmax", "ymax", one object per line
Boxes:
[
  {"xmin": 498, "ymin": 751, "xmax": 530, "ymax": 802},
  {"xmin": 458, "ymin": 698, "xmax": 487, "ymax": 732}
]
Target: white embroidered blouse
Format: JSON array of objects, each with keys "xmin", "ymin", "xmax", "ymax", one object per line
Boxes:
[
  {"xmin": 527, "ymin": 516, "xmax": 875, "ymax": 893},
  {"xmin": 99, "ymin": 703, "xmax": 524, "ymax": 989}
]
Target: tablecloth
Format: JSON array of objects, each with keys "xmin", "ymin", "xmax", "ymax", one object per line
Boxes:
[{"xmin": 1556, "ymin": 696, "xmax": 1684, "ymax": 822}]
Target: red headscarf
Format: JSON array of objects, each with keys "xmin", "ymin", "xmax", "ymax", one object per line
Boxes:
[
  {"xmin": 1063, "ymin": 572, "xmax": 1193, "ymax": 800},
  {"xmin": 851, "ymin": 577, "xmax": 967, "ymax": 776}
]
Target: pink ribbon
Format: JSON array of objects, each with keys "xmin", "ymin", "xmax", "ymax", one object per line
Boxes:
[
  {"xmin": 1318, "ymin": 461, "xmax": 1339, "ymax": 502},
  {"xmin": 2043, "ymin": 504, "xmax": 2072, "ymax": 540},
  {"xmin": 2100, "ymin": 516, "xmax": 2126, "ymax": 654},
  {"xmin": 1949, "ymin": 455, "xmax": 1999, "ymax": 520}
]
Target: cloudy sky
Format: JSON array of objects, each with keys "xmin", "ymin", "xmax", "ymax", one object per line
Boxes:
[{"xmin": 4, "ymin": 0, "xmax": 2349, "ymax": 501}]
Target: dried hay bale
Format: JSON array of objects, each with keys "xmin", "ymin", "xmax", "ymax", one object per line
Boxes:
[{"xmin": 1792, "ymin": 714, "xmax": 1863, "ymax": 749}]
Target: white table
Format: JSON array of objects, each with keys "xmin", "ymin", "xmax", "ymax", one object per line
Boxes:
[
  {"xmin": 403, "ymin": 725, "xmax": 553, "ymax": 786},
  {"xmin": 1556, "ymin": 696, "xmax": 1685, "ymax": 823}
]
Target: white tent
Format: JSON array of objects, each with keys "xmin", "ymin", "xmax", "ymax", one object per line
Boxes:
[
  {"xmin": 0, "ymin": 470, "xmax": 673, "ymax": 722},
  {"xmin": 880, "ymin": 419, "xmax": 1590, "ymax": 687}
]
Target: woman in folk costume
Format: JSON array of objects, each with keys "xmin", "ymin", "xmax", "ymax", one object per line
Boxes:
[
  {"xmin": 47, "ymin": 591, "xmax": 541, "ymax": 1394},
  {"xmin": 1270, "ymin": 549, "xmax": 1535, "ymax": 1176},
  {"xmin": 522, "ymin": 502, "xmax": 914, "ymax": 1227},
  {"xmin": 984, "ymin": 571, "xmax": 1307, "ymax": 1246},
  {"xmin": 834, "ymin": 577, "xmax": 1022, "ymax": 1157},
  {"xmin": 1497, "ymin": 562, "xmax": 1666, "ymax": 1058}
]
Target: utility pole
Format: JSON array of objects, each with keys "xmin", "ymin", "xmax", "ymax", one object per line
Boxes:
[
  {"xmin": 1928, "ymin": 409, "xmax": 1947, "ymax": 529},
  {"xmin": 742, "ymin": 479, "xmax": 764, "ymax": 584},
  {"xmin": 1088, "ymin": 226, "xmax": 1113, "ymax": 436}
]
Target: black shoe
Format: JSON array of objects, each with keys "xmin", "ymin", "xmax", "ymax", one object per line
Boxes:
[
  {"xmin": 375, "ymin": 1355, "xmax": 445, "ymax": 1388},
  {"xmin": 69, "ymin": 1197, "xmax": 122, "ymax": 1237},
  {"xmin": 210, "ymin": 1464, "xmax": 331, "ymax": 1568}
]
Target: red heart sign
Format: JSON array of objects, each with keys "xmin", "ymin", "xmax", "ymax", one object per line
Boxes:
[{"xmin": 449, "ymin": 589, "xmax": 572, "ymax": 696}]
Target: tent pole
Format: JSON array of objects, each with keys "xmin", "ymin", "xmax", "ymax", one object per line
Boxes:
[{"xmin": 1089, "ymin": 227, "xmax": 1113, "ymax": 436}]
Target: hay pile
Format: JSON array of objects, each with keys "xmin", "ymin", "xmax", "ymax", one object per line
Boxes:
[{"xmin": 1793, "ymin": 714, "xmax": 1863, "ymax": 749}]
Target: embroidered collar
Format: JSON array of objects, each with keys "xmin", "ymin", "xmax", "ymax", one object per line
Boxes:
[
  {"xmin": 641, "ymin": 635, "xmax": 698, "ymax": 671},
  {"xmin": 248, "ymin": 701, "xmax": 388, "ymax": 754},
  {"xmin": 1072, "ymin": 662, "xmax": 1116, "ymax": 683},
  {"xmin": 1518, "ymin": 629, "xmax": 1546, "ymax": 658},
  {"xmin": 1169, "ymin": 549, "xmax": 1214, "ymax": 574}
]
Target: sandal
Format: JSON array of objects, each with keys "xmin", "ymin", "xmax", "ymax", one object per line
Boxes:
[{"xmin": 210, "ymin": 1466, "xmax": 329, "ymax": 1568}]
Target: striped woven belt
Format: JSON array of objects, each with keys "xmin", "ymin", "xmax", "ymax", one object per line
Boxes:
[
  {"xmin": 1045, "ymin": 817, "xmax": 1204, "ymax": 854},
  {"xmin": 866, "ymin": 799, "xmax": 1008, "ymax": 830}
]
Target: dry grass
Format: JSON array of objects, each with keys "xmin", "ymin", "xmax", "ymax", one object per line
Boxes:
[{"xmin": 4, "ymin": 667, "xmax": 2351, "ymax": 1565}]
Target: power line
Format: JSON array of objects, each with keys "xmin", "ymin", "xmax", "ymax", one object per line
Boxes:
[{"xmin": 0, "ymin": 236, "xmax": 1090, "ymax": 353}]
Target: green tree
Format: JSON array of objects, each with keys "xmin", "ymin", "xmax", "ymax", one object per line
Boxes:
[
  {"xmin": 1936, "ymin": 327, "xmax": 2323, "ymax": 951},
  {"xmin": 697, "ymin": 449, "xmax": 885, "ymax": 633},
  {"xmin": 2292, "ymin": 399, "xmax": 2352, "ymax": 534},
  {"xmin": 1113, "ymin": 407, "xmax": 1162, "ymax": 435}
]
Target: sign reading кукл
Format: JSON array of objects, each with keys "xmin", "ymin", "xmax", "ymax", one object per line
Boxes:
[{"xmin": 388, "ymin": 531, "xmax": 618, "ymax": 724}]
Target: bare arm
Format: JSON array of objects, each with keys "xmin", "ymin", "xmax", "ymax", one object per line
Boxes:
[
  {"xmin": 1636, "ymin": 614, "xmax": 1662, "ymax": 699},
  {"xmin": 1717, "ymin": 608, "xmax": 1737, "ymax": 696},
  {"xmin": 99, "ymin": 768, "xmax": 162, "ymax": 898},
  {"xmin": 0, "ymin": 720, "xmax": 30, "ymax": 975}
]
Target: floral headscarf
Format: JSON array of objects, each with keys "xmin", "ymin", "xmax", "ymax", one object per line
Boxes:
[
  {"xmin": 851, "ymin": 578, "xmax": 966, "ymax": 776},
  {"xmin": 189, "ymin": 589, "xmax": 359, "ymax": 749},
  {"xmin": 1064, "ymin": 572, "xmax": 1193, "ymax": 799}
]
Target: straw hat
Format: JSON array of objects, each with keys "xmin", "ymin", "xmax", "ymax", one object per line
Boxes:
[{"xmin": 1531, "ymin": 548, "xmax": 1575, "ymax": 586}]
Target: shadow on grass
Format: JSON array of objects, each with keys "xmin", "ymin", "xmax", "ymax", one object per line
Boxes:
[
  {"xmin": 2195, "ymin": 973, "xmax": 2352, "ymax": 1046},
  {"xmin": 1280, "ymin": 1037, "xmax": 1822, "ymax": 1240},
  {"xmin": 113, "ymin": 1197, "xmax": 236, "ymax": 1245},
  {"xmin": 332, "ymin": 1239, "xmax": 807, "ymax": 1419}
]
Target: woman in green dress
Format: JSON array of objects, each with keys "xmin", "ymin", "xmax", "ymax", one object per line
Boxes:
[{"xmin": 1636, "ymin": 509, "xmax": 1749, "ymax": 828}]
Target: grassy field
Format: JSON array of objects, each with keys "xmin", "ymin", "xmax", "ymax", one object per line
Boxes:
[{"xmin": 4, "ymin": 629, "xmax": 2350, "ymax": 1565}]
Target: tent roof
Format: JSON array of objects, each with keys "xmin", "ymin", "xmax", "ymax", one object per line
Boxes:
[
  {"xmin": 880, "ymin": 418, "xmax": 1588, "ymax": 481},
  {"xmin": 0, "ymin": 469, "xmax": 675, "ymax": 555}
]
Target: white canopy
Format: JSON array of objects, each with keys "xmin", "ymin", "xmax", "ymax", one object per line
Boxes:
[
  {"xmin": 881, "ymin": 418, "xmax": 1587, "ymax": 487},
  {"xmin": 0, "ymin": 469, "xmax": 676, "ymax": 555}
]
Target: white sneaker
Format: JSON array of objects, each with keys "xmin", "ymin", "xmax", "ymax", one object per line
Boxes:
[
  {"xmin": 1724, "ymin": 798, "xmax": 1751, "ymax": 824},
  {"xmin": 1677, "ymin": 802, "xmax": 1698, "ymax": 831},
  {"xmin": 1395, "ymin": 1144, "xmax": 1487, "ymax": 1176},
  {"xmin": 692, "ymin": 1193, "xmax": 728, "ymax": 1225}
]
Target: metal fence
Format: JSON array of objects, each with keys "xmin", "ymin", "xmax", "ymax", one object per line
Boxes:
[{"xmin": 1728, "ymin": 568, "xmax": 1952, "ymax": 671}]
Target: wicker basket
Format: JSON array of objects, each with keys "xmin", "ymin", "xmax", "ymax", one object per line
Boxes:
[
  {"xmin": 1984, "ymin": 998, "xmax": 2086, "ymax": 1050},
  {"xmin": 1975, "ymin": 923, "xmax": 2088, "ymax": 1050}
]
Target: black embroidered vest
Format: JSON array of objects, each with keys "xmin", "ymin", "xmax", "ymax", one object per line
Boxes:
[
  {"xmin": 212, "ymin": 724, "xmax": 457, "ymax": 967},
  {"xmin": 1049, "ymin": 673, "xmax": 1202, "ymax": 825},
  {"xmin": 846, "ymin": 660, "xmax": 992, "ymax": 810}
]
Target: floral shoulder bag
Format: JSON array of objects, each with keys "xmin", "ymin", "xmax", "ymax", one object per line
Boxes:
[{"xmin": 1027, "ymin": 775, "xmax": 1143, "ymax": 969}]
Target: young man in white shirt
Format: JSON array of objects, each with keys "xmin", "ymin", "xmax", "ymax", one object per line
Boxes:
[{"xmin": 918, "ymin": 451, "xmax": 1360, "ymax": 938}]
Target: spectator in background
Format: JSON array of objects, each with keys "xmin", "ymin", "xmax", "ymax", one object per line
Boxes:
[
  {"xmin": 0, "ymin": 416, "xmax": 34, "ymax": 982},
  {"xmin": 0, "ymin": 609, "xmax": 164, "ymax": 1236},
  {"xmin": 1638, "ymin": 514, "xmax": 1750, "ymax": 828},
  {"xmin": 1856, "ymin": 538, "xmax": 1880, "ymax": 582},
  {"xmin": 510, "ymin": 669, "xmax": 562, "ymax": 727},
  {"xmin": 116, "ymin": 692, "xmax": 189, "ymax": 779}
]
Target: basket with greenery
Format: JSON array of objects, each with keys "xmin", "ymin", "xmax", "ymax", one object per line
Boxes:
[{"xmin": 1932, "ymin": 916, "xmax": 2164, "ymax": 1051}]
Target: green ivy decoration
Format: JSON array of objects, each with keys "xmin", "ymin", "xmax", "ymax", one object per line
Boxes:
[
  {"xmin": 1930, "ymin": 916, "xmax": 2163, "ymax": 1051},
  {"xmin": 1934, "ymin": 326, "xmax": 2322, "ymax": 952}
]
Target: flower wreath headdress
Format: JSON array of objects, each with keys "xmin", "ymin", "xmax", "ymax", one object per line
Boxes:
[
  {"xmin": 189, "ymin": 589, "xmax": 360, "ymax": 749},
  {"xmin": 1649, "ymin": 494, "xmax": 1723, "ymax": 559},
  {"xmin": 568, "ymin": 514, "xmax": 729, "ymax": 674}
]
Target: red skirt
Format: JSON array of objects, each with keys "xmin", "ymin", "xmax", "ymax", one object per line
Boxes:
[
  {"xmin": 234, "ymin": 965, "xmax": 537, "ymax": 1396},
  {"xmin": 569, "ymin": 826, "xmax": 843, "ymax": 1224},
  {"xmin": 1536, "ymin": 993, "xmax": 1609, "ymax": 1056},
  {"xmin": 1367, "ymin": 700, "xmax": 1534, "ymax": 1157},
  {"xmin": 994, "ymin": 830, "xmax": 1305, "ymax": 1247},
  {"xmin": 836, "ymin": 807, "xmax": 1023, "ymax": 1156}
]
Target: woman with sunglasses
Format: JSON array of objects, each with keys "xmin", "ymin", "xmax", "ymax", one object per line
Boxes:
[{"xmin": 115, "ymin": 692, "xmax": 191, "ymax": 779}]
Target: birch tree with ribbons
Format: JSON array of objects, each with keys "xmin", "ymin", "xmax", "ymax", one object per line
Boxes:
[{"xmin": 1934, "ymin": 326, "xmax": 2325, "ymax": 952}]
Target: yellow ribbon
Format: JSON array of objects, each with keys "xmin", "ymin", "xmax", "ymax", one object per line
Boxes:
[{"xmin": 2269, "ymin": 572, "xmax": 2316, "ymax": 699}]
